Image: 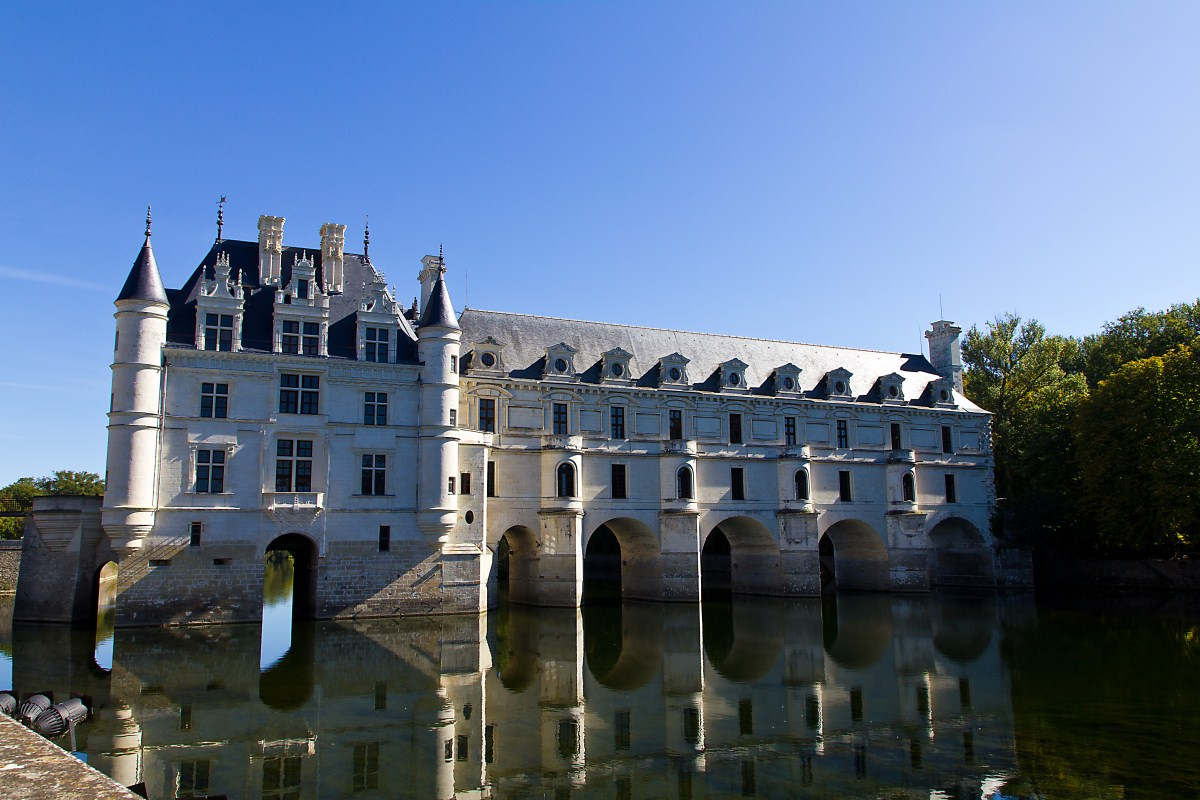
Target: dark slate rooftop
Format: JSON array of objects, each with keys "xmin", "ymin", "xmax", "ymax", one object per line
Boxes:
[
  {"xmin": 164, "ymin": 238, "xmax": 419, "ymax": 363},
  {"xmin": 117, "ymin": 236, "xmax": 168, "ymax": 305},
  {"xmin": 417, "ymin": 275, "xmax": 459, "ymax": 330},
  {"xmin": 459, "ymin": 309, "xmax": 983, "ymax": 411}
]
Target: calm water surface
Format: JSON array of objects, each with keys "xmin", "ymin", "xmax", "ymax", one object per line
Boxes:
[{"xmin": 1, "ymin": 578, "xmax": 1199, "ymax": 800}]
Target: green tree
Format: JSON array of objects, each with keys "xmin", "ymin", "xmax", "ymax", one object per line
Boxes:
[
  {"xmin": 0, "ymin": 470, "xmax": 104, "ymax": 539},
  {"xmin": 1075, "ymin": 345, "xmax": 1200, "ymax": 557},
  {"xmin": 1081, "ymin": 301, "xmax": 1200, "ymax": 388},
  {"xmin": 45, "ymin": 470, "xmax": 105, "ymax": 496},
  {"xmin": 962, "ymin": 315, "xmax": 1088, "ymax": 544}
]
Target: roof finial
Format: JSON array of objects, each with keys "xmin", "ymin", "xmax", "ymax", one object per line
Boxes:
[
  {"xmin": 363, "ymin": 215, "xmax": 370, "ymax": 263},
  {"xmin": 144, "ymin": 205, "xmax": 152, "ymax": 238},
  {"xmin": 216, "ymin": 196, "xmax": 226, "ymax": 243},
  {"xmin": 438, "ymin": 242, "xmax": 445, "ymax": 273}
]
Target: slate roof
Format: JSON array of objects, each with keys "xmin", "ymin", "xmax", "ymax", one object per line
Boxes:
[
  {"xmin": 458, "ymin": 309, "xmax": 983, "ymax": 412},
  {"xmin": 417, "ymin": 275, "xmax": 459, "ymax": 330},
  {"xmin": 117, "ymin": 236, "xmax": 168, "ymax": 305},
  {"xmin": 164, "ymin": 239, "xmax": 419, "ymax": 363}
]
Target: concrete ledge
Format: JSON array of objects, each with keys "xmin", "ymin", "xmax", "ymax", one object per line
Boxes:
[{"xmin": 0, "ymin": 713, "xmax": 140, "ymax": 799}]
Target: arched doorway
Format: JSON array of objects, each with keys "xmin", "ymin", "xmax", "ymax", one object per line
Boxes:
[
  {"xmin": 820, "ymin": 520, "xmax": 890, "ymax": 592},
  {"xmin": 702, "ymin": 517, "xmax": 780, "ymax": 596},
  {"xmin": 928, "ymin": 518, "xmax": 994, "ymax": 587},
  {"xmin": 583, "ymin": 518, "xmax": 660, "ymax": 603},
  {"xmin": 93, "ymin": 561, "xmax": 117, "ymax": 672},
  {"xmin": 495, "ymin": 526, "xmax": 538, "ymax": 606}
]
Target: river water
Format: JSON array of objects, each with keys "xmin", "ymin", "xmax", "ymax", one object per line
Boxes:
[{"xmin": 1, "ymin": 570, "xmax": 1199, "ymax": 799}]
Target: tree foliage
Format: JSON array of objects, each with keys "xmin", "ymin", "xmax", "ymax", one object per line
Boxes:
[
  {"xmin": 1081, "ymin": 302, "xmax": 1200, "ymax": 388},
  {"xmin": 0, "ymin": 471, "xmax": 104, "ymax": 539}
]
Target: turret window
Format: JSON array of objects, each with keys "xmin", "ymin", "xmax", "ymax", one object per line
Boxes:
[
  {"xmin": 204, "ymin": 313, "xmax": 234, "ymax": 352},
  {"xmin": 200, "ymin": 383, "xmax": 228, "ymax": 419},
  {"xmin": 902, "ymin": 473, "xmax": 916, "ymax": 502},
  {"xmin": 194, "ymin": 450, "xmax": 225, "ymax": 493},
  {"xmin": 275, "ymin": 439, "xmax": 313, "ymax": 492},
  {"xmin": 794, "ymin": 469, "xmax": 809, "ymax": 501},
  {"xmin": 557, "ymin": 463, "xmax": 576, "ymax": 498},
  {"xmin": 677, "ymin": 466, "xmax": 694, "ymax": 499},
  {"xmin": 361, "ymin": 454, "xmax": 386, "ymax": 496}
]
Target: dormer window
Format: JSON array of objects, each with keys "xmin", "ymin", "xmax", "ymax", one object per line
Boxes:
[
  {"xmin": 297, "ymin": 279, "xmax": 309, "ymax": 300},
  {"xmin": 877, "ymin": 372, "xmax": 906, "ymax": 404},
  {"xmin": 364, "ymin": 328, "xmax": 390, "ymax": 363},
  {"xmin": 544, "ymin": 343, "xmax": 579, "ymax": 381},
  {"xmin": 601, "ymin": 348, "xmax": 634, "ymax": 383},
  {"xmin": 658, "ymin": 353, "xmax": 690, "ymax": 389},
  {"xmin": 274, "ymin": 252, "xmax": 330, "ymax": 357},
  {"xmin": 471, "ymin": 337, "xmax": 505, "ymax": 374},
  {"xmin": 825, "ymin": 368, "xmax": 854, "ymax": 400},
  {"xmin": 719, "ymin": 359, "xmax": 749, "ymax": 393},
  {"xmin": 204, "ymin": 313, "xmax": 234, "ymax": 352},
  {"xmin": 774, "ymin": 364, "xmax": 802, "ymax": 396},
  {"xmin": 195, "ymin": 251, "xmax": 244, "ymax": 352},
  {"xmin": 928, "ymin": 377, "xmax": 958, "ymax": 409}
]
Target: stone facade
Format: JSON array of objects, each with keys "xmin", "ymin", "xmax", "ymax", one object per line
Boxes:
[
  {"xmin": 14, "ymin": 211, "xmax": 1009, "ymax": 628},
  {"xmin": 0, "ymin": 541, "xmax": 21, "ymax": 594}
]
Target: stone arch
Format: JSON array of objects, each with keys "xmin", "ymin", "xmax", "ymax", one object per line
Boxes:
[
  {"xmin": 928, "ymin": 517, "xmax": 994, "ymax": 587},
  {"xmin": 820, "ymin": 519, "xmax": 889, "ymax": 592},
  {"xmin": 702, "ymin": 596, "xmax": 784, "ymax": 682},
  {"xmin": 584, "ymin": 602, "xmax": 661, "ymax": 691},
  {"xmin": 264, "ymin": 532, "xmax": 319, "ymax": 620},
  {"xmin": 703, "ymin": 516, "xmax": 780, "ymax": 596},
  {"xmin": 584, "ymin": 517, "xmax": 661, "ymax": 602},
  {"xmin": 495, "ymin": 525, "xmax": 539, "ymax": 606}
]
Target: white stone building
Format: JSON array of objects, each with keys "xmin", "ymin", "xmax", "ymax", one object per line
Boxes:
[{"xmin": 16, "ymin": 210, "xmax": 1011, "ymax": 626}]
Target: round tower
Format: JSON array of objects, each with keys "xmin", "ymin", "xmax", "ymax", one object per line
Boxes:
[
  {"xmin": 416, "ymin": 253, "xmax": 461, "ymax": 542},
  {"xmin": 101, "ymin": 208, "xmax": 169, "ymax": 552}
]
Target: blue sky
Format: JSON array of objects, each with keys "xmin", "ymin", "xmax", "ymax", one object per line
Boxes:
[{"xmin": 2, "ymin": 2, "xmax": 1198, "ymax": 485}]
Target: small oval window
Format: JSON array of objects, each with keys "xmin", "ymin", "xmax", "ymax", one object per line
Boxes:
[
  {"xmin": 669, "ymin": 367, "xmax": 682, "ymax": 381},
  {"xmin": 611, "ymin": 363, "xmax": 624, "ymax": 377},
  {"xmin": 940, "ymin": 389, "xmax": 950, "ymax": 401},
  {"xmin": 728, "ymin": 372, "xmax": 740, "ymax": 386},
  {"xmin": 889, "ymin": 385, "xmax": 899, "ymax": 397},
  {"xmin": 465, "ymin": 510, "xmax": 474, "ymax": 524},
  {"xmin": 783, "ymin": 377, "xmax": 795, "ymax": 390},
  {"xmin": 480, "ymin": 352, "xmax": 496, "ymax": 368},
  {"xmin": 555, "ymin": 358, "xmax": 568, "ymax": 372},
  {"xmin": 835, "ymin": 381, "xmax": 846, "ymax": 394}
]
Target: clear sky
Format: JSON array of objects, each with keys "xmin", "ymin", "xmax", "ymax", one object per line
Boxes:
[{"xmin": 2, "ymin": 2, "xmax": 1198, "ymax": 485}]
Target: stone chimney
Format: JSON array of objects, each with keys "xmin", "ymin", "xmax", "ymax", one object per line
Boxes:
[
  {"xmin": 320, "ymin": 222, "xmax": 346, "ymax": 294},
  {"xmin": 418, "ymin": 253, "xmax": 445, "ymax": 313},
  {"xmin": 258, "ymin": 215, "xmax": 285, "ymax": 286},
  {"xmin": 925, "ymin": 320, "xmax": 964, "ymax": 393}
]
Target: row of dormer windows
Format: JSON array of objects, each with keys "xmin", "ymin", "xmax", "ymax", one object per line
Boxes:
[{"xmin": 198, "ymin": 310, "xmax": 401, "ymax": 363}]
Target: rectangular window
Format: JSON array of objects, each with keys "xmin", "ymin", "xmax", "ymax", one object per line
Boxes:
[
  {"xmin": 204, "ymin": 313, "xmax": 233, "ymax": 352},
  {"xmin": 195, "ymin": 449, "xmax": 225, "ymax": 493},
  {"xmin": 486, "ymin": 461, "xmax": 497, "ymax": 497},
  {"xmin": 361, "ymin": 454, "xmax": 386, "ymax": 496},
  {"xmin": 275, "ymin": 439, "xmax": 313, "ymax": 492},
  {"xmin": 200, "ymin": 382, "xmax": 228, "ymax": 418},
  {"xmin": 456, "ymin": 734, "xmax": 468, "ymax": 762},
  {"xmin": 448, "ymin": 476, "xmax": 456, "ymax": 495},
  {"xmin": 836, "ymin": 419, "xmax": 849, "ymax": 448},
  {"xmin": 281, "ymin": 320, "xmax": 300, "ymax": 354},
  {"xmin": 485, "ymin": 724, "xmax": 495, "ymax": 764},
  {"xmin": 669, "ymin": 409, "xmax": 683, "ymax": 440},
  {"xmin": 479, "ymin": 399, "xmax": 496, "ymax": 433},
  {"xmin": 179, "ymin": 705, "xmax": 192, "ymax": 731},
  {"xmin": 378, "ymin": 525, "xmax": 390, "ymax": 552},
  {"xmin": 460, "ymin": 473, "xmax": 471, "ymax": 495},
  {"xmin": 553, "ymin": 402, "xmax": 569, "ymax": 435},
  {"xmin": 611, "ymin": 406, "xmax": 626, "ymax": 439},
  {"xmin": 449, "ymin": 408, "xmax": 457, "ymax": 426},
  {"xmin": 302, "ymin": 322, "xmax": 319, "ymax": 356},
  {"xmin": 891, "ymin": 423, "xmax": 902, "ymax": 451},
  {"xmin": 611, "ymin": 464, "xmax": 627, "ymax": 499},
  {"xmin": 352, "ymin": 742, "xmax": 379, "ymax": 792},
  {"xmin": 280, "ymin": 373, "xmax": 299, "ymax": 413},
  {"xmin": 850, "ymin": 688, "xmax": 864, "ymax": 722},
  {"xmin": 189, "ymin": 521, "xmax": 202, "ymax": 547},
  {"xmin": 839, "ymin": 470, "xmax": 853, "ymax": 501},
  {"xmin": 942, "ymin": 425, "xmax": 954, "ymax": 454},
  {"xmin": 297, "ymin": 279, "xmax": 309, "ymax": 300},
  {"xmin": 179, "ymin": 760, "xmax": 210, "ymax": 798},
  {"xmin": 364, "ymin": 391, "xmax": 387, "ymax": 425},
  {"xmin": 739, "ymin": 699, "xmax": 753, "ymax": 736},
  {"xmin": 615, "ymin": 710, "xmax": 631, "ymax": 751},
  {"xmin": 731, "ymin": 467, "xmax": 745, "ymax": 501},
  {"xmin": 364, "ymin": 327, "xmax": 389, "ymax": 363},
  {"xmin": 295, "ymin": 375, "xmax": 319, "ymax": 414},
  {"xmin": 784, "ymin": 416, "xmax": 797, "ymax": 446},
  {"xmin": 450, "ymin": 355, "xmax": 458, "ymax": 373},
  {"xmin": 945, "ymin": 474, "xmax": 957, "ymax": 503},
  {"xmin": 729, "ymin": 413, "xmax": 743, "ymax": 445}
]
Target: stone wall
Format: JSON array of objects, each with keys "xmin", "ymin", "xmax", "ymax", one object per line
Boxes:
[{"xmin": 0, "ymin": 540, "xmax": 21, "ymax": 593}]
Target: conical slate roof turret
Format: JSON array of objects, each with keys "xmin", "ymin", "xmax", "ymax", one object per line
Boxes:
[
  {"xmin": 116, "ymin": 206, "xmax": 168, "ymax": 305},
  {"xmin": 417, "ymin": 270, "xmax": 459, "ymax": 331}
]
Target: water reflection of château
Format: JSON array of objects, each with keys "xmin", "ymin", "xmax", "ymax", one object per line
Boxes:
[{"xmin": 8, "ymin": 593, "xmax": 1023, "ymax": 799}]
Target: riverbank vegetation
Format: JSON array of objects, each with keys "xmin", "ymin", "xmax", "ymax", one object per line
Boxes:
[
  {"xmin": 0, "ymin": 471, "xmax": 103, "ymax": 539},
  {"xmin": 964, "ymin": 301, "xmax": 1200, "ymax": 558}
]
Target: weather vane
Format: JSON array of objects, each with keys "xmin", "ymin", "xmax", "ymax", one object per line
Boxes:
[{"xmin": 216, "ymin": 196, "xmax": 227, "ymax": 243}]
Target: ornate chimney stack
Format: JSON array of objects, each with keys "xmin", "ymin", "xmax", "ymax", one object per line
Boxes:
[
  {"xmin": 319, "ymin": 222, "xmax": 346, "ymax": 294},
  {"xmin": 258, "ymin": 215, "xmax": 285, "ymax": 286}
]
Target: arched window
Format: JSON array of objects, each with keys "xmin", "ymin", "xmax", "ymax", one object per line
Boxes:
[
  {"xmin": 677, "ymin": 465, "xmax": 694, "ymax": 500},
  {"xmin": 557, "ymin": 462, "xmax": 576, "ymax": 498},
  {"xmin": 794, "ymin": 469, "xmax": 809, "ymax": 501},
  {"xmin": 902, "ymin": 472, "xmax": 915, "ymax": 503}
]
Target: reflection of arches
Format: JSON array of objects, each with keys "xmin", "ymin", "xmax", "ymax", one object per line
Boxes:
[
  {"xmin": 704, "ymin": 517, "xmax": 780, "ymax": 595},
  {"xmin": 702, "ymin": 596, "xmax": 784, "ymax": 681},
  {"xmin": 928, "ymin": 518, "xmax": 993, "ymax": 587},
  {"xmin": 497, "ymin": 526, "xmax": 538, "ymax": 606},
  {"xmin": 490, "ymin": 604, "xmax": 539, "ymax": 692},
  {"xmin": 583, "ymin": 602, "xmax": 661, "ymax": 690},
  {"xmin": 91, "ymin": 561, "xmax": 117, "ymax": 674},
  {"xmin": 583, "ymin": 527, "xmax": 621, "ymax": 605},
  {"xmin": 823, "ymin": 592, "xmax": 893, "ymax": 670},
  {"xmin": 259, "ymin": 620, "xmax": 315, "ymax": 710},
  {"xmin": 585, "ymin": 518, "xmax": 661, "ymax": 601},
  {"xmin": 821, "ymin": 520, "xmax": 889, "ymax": 592},
  {"xmin": 265, "ymin": 533, "xmax": 318, "ymax": 620},
  {"xmin": 932, "ymin": 592, "xmax": 995, "ymax": 663},
  {"xmin": 556, "ymin": 462, "xmax": 576, "ymax": 498}
]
